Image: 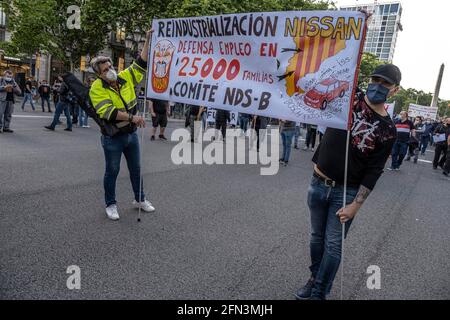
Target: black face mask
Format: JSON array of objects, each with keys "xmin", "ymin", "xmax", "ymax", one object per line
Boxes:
[{"xmin": 366, "ymin": 83, "xmax": 390, "ymax": 104}]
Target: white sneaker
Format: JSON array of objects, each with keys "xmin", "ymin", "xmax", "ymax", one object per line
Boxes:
[
  {"xmin": 302, "ymin": 146, "xmax": 308, "ymax": 151},
  {"xmin": 132, "ymin": 199, "xmax": 155, "ymax": 212},
  {"xmin": 105, "ymin": 205, "xmax": 120, "ymax": 220},
  {"xmin": 311, "ymin": 148, "xmax": 315, "ymax": 152}
]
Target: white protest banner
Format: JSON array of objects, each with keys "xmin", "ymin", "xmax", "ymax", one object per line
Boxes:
[
  {"xmin": 206, "ymin": 107, "xmax": 238, "ymax": 125},
  {"xmin": 384, "ymin": 102, "xmax": 395, "ymax": 118},
  {"xmin": 408, "ymin": 103, "xmax": 438, "ymax": 120},
  {"xmin": 147, "ymin": 11, "xmax": 366, "ymax": 130}
]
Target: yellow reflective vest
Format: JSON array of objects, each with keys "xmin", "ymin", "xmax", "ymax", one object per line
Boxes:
[{"xmin": 89, "ymin": 60, "xmax": 147, "ymax": 121}]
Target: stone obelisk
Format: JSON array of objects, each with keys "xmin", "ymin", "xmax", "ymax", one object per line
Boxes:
[{"xmin": 431, "ymin": 63, "xmax": 444, "ymax": 109}]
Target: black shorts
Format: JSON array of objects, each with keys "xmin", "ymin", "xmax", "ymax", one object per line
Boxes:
[{"xmin": 152, "ymin": 113, "xmax": 168, "ymax": 128}]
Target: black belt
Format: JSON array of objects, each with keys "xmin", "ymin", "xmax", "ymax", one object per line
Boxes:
[{"xmin": 313, "ymin": 171, "xmax": 337, "ymax": 187}]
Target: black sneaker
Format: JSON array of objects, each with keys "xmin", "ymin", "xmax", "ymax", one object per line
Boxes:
[
  {"xmin": 2, "ymin": 128, "xmax": 13, "ymax": 133},
  {"xmin": 159, "ymin": 135, "xmax": 167, "ymax": 141},
  {"xmin": 294, "ymin": 278, "xmax": 315, "ymax": 300},
  {"xmin": 150, "ymin": 135, "xmax": 155, "ymax": 141},
  {"xmin": 443, "ymin": 171, "xmax": 449, "ymax": 176},
  {"xmin": 64, "ymin": 128, "xmax": 72, "ymax": 132},
  {"xmin": 405, "ymin": 157, "xmax": 410, "ymax": 161},
  {"xmin": 44, "ymin": 126, "xmax": 55, "ymax": 131}
]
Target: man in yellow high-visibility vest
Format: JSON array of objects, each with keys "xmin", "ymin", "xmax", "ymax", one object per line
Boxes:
[{"xmin": 89, "ymin": 30, "xmax": 153, "ymax": 221}]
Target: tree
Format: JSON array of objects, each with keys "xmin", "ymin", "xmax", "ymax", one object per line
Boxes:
[
  {"xmin": 357, "ymin": 52, "xmax": 384, "ymax": 89},
  {"xmin": 164, "ymin": 0, "xmax": 331, "ymax": 18},
  {"xmin": 3, "ymin": 0, "xmax": 111, "ymax": 70}
]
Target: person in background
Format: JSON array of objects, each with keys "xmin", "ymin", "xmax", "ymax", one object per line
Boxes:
[
  {"xmin": 405, "ymin": 116, "xmax": 424, "ymax": 163},
  {"xmin": 420, "ymin": 118, "xmax": 434, "ymax": 155},
  {"xmin": 0, "ymin": 70, "xmax": 22, "ymax": 133},
  {"xmin": 388, "ymin": 111, "xmax": 414, "ymax": 171},
  {"xmin": 432, "ymin": 117, "xmax": 450, "ymax": 170},
  {"xmin": 215, "ymin": 108, "xmax": 230, "ymax": 142},
  {"xmin": 317, "ymin": 125, "xmax": 326, "ymax": 143},
  {"xmin": 252, "ymin": 115, "xmax": 269, "ymax": 153},
  {"xmin": 443, "ymin": 133, "xmax": 450, "ymax": 176},
  {"xmin": 238, "ymin": 112, "xmax": 251, "ymax": 136},
  {"xmin": 77, "ymin": 78, "xmax": 94, "ymax": 128},
  {"xmin": 21, "ymin": 77, "xmax": 36, "ymax": 111},
  {"xmin": 188, "ymin": 105, "xmax": 205, "ymax": 143},
  {"xmin": 304, "ymin": 124, "xmax": 318, "ymax": 151},
  {"xmin": 52, "ymin": 79, "xmax": 61, "ymax": 106},
  {"xmin": 38, "ymin": 80, "xmax": 52, "ymax": 113},
  {"xmin": 294, "ymin": 122, "xmax": 301, "ymax": 149},
  {"xmin": 44, "ymin": 75, "xmax": 73, "ymax": 132},
  {"xmin": 149, "ymin": 98, "xmax": 169, "ymax": 141},
  {"xmin": 280, "ymin": 120, "xmax": 296, "ymax": 166}
]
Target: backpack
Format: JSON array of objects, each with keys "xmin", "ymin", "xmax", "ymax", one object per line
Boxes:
[{"xmin": 62, "ymin": 73, "xmax": 120, "ymax": 137}]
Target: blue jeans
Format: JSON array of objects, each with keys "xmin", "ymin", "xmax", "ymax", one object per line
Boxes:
[
  {"xmin": 239, "ymin": 116, "xmax": 249, "ymax": 132},
  {"xmin": 420, "ymin": 136, "xmax": 430, "ymax": 154},
  {"xmin": 281, "ymin": 129, "xmax": 295, "ymax": 162},
  {"xmin": 49, "ymin": 101, "xmax": 72, "ymax": 129},
  {"xmin": 294, "ymin": 126, "xmax": 301, "ymax": 147},
  {"xmin": 41, "ymin": 97, "xmax": 51, "ymax": 112},
  {"xmin": 307, "ymin": 175, "xmax": 358, "ymax": 299},
  {"xmin": 21, "ymin": 93, "xmax": 35, "ymax": 110},
  {"xmin": 101, "ymin": 132, "xmax": 145, "ymax": 207},
  {"xmin": 78, "ymin": 106, "xmax": 88, "ymax": 127},
  {"xmin": 391, "ymin": 140, "xmax": 408, "ymax": 169}
]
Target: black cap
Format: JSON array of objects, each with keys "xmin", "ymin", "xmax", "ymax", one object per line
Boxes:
[{"xmin": 370, "ymin": 64, "xmax": 401, "ymax": 85}]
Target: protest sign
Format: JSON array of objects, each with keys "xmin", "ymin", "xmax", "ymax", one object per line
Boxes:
[
  {"xmin": 147, "ymin": 11, "xmax": 366, "ymax": 130},
  {"xmin": 408, "ymin": 103, "xmax": 438, "ymax": 120}
]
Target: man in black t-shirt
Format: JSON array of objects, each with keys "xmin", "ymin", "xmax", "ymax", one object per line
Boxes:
[
  {"xmin": 295, "ymin": 64, "xmax": 401, "ymax": 300},
  {"xmin": 149, "ymin": 99, "xmax": 169, "ymax": 141},
  {"xmin": 38, "ymin": 80, "xmax": 52, "ymax": 112},
  {"xmin": 20, "ymin": 77, "xmax": 36, "ymax": 111}
]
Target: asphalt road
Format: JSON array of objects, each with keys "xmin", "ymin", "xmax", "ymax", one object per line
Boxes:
[{"xmin": 1, "ymin": 108, "xmax": 449, "ymax": 300}]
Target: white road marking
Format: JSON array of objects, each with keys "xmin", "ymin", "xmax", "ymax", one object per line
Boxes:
[
  {"xmin": 13, "ymin": 115, "xmax": 53, "ymax": 119},
  {"xmin": 417, "ymin": 159, "xmax": 433, "ymax": 164}
]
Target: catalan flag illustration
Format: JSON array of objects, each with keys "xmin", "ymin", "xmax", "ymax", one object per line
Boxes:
[{"xmin": 285, "ymin": 32, "xmax": 346, "ymax": 96}]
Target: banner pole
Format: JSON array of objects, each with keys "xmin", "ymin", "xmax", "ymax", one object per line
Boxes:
[
  {"xmin": 138, "ymin": 21, "xmax": 154, "ymax": 223},
  {"xmin": 340, "ymin": 129, "xmax": 350, "ymax": 300},
  {"xmin": 340, "ymin": 11, "xmax": 369, "ymax": 300}
]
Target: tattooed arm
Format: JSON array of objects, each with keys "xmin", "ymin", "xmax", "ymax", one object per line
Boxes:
[
  {"xmin": 336, "ymin": 185, "xmax": 371, "ymax": 224},
  {"xmin": 354, "ymin": 185, "xmax": 372, "ymax": 205}
]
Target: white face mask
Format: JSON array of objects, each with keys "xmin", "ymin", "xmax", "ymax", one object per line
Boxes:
[
  {"xmin": 5, "ymin": 76, "xmax": 13, "ymax": 82},
  {"xmin": 105, "ymin": 69, "xmax": 117, "ymax": 81}
]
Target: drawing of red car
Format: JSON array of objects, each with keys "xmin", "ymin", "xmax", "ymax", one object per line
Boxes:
[{"xmin": 303, "ymin": 78, "xmax": 350, "ymax": 110}]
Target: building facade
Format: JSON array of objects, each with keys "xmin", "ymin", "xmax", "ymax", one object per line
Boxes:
[
  {"xmin": 1, "ymin": 6, "xmax": 134, "ymax": 86},
  {"xmin": 341, "ymin": 1, "xmax": 403, "ymax": 62}
]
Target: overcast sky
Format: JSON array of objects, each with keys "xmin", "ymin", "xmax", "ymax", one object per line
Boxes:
[{"xmin": 335, "ymin": 0, "xmax": 450, "ymax": 101}]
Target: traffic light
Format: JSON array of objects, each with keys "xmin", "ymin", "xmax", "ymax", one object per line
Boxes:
[
  {"xmin": 118, "ymin": 57, "xmax": 125, "ymax": 72},
  {"xmin": 35, "ymin": 54, "xmax": 40, "ymax": 70},
  {"xmin": 80, "ymin": 56, "xmax": 86, "ymax": 71}
]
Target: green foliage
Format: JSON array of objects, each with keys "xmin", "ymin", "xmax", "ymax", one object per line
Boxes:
[
  {"xmin": 3, "ymin": 0, "xmax": 110, "ymax": 69},
  {"xmin": 357, "ymin": 52, "xmax": 384, "ymax": 89},
  {"xmin": 164, "ymin": 0, "xmax": 332, "ymax": 18},
  {"xmin": 387, "ymin": 87, "xmax": 449, "ymax": 117}
]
